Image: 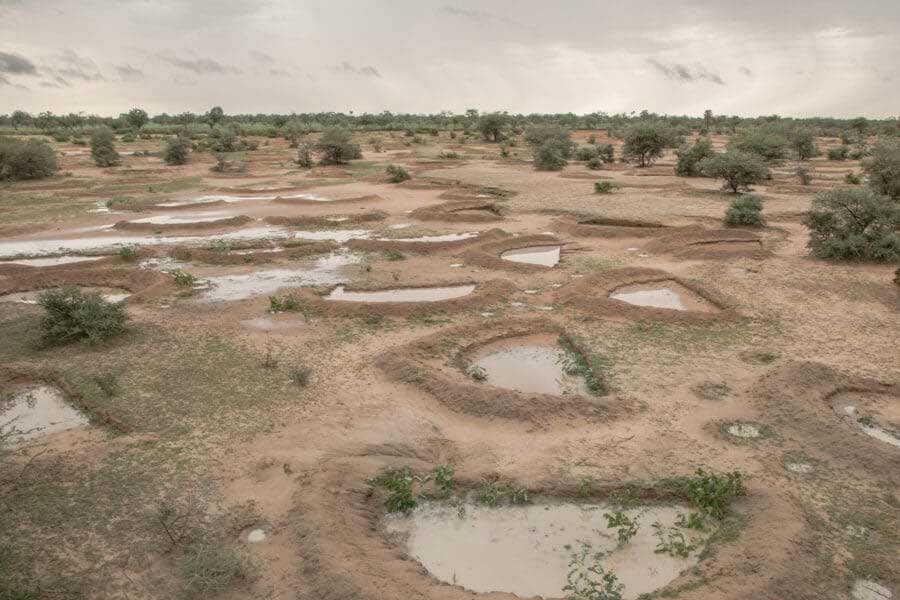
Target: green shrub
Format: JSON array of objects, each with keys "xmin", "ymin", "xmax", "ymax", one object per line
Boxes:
[
  {"xmin": 315, "ymin": 127, "xmax": 361, "ymax": 164},
  {"xmin": 90, "ymin": 126, "xmax": 120, "ymax": 167},
  {"xmin": 622, "ymin": 123, "xmax": 676, "ymax": 167},
  {"xmin": 796, "ymin": 166, "xmax": 812, "ymax": 186},
  {"xmin": 295, "ymin": 144, "xmax": 313, "ymax": 168},
  {"xmin": 163, "ymin": 135, "xmax": 191, "ymax": 165},
  {"xmin": 289, "ymin": 365, "xmax": 311, "ymax": 387},
  {"xmin": 728, "ymin": 129, "xmax": 788, "ymax": 161},
  {"xmin": 849, "ymin": 148, "xmax": 868, "ymax": 160},
  {"xmin": 699, "ymin": 150, "xmax": 769, "ymax": 193},
  {"xmin": 0, "ymin": 138, "xmax": 58, "ymax": 181},
  {"xmin": 525, "ymin": 124, "xmax": 573, "ymax": 159},
  {"xmin": 121, "ymin": 132, "xmax": 136, "ymax": 143},
  {"xmin": 534, "ymin": 141, "xmax": 567, "ymax": 171},
  {"xmin": 587, "ymin": 157, "xmax": 603, "ymax": 170},
  {"xmin": 594, "ymin": 181, "xmax": 618, "ymax": 194},
  {"xmin": 179, "ymin": 543, "xmax": 251, "ymax": 594},
  {"xmin": 863, "ymin": 140, "xmax": 900, "ymax": 200},
  {"xmin": 477, "ymin": 112, "xmax": 508, "ymax": 142},
  {"xmin": 828, "ymin": 145, "xmax": 849, "ymax": 161},
  {"xmin": 665, "ymin": 469, "xmax": 746, "ymax": 521},
  {"xmin": 168, "ymin": 269, "xmax": 195, "ymax": 287},
  {"xmin": 38, "ymin": 286, "xmax": 127, "ymax": 345},
  {"xmin": 597, "ymin": 144, "xmax": 615, "ymax": 163},
  {"xmin": 269, "ymin": 294, "xmax": 302, "ymax": 312},
  {"xmin": 575, "ymin": 146, "xmax": 598, "ymax": 161},
  {"xmin": 675, "ymin": 137, "xmax": 714, "ymax": 176},
  {"xmin": 368, "ymin": 467, "xmax": 417, "ymax": 513},
  {"xmin": 385, "ymin": 164, "xmax": 410, "ymax": 183},
  {"xmin": 564, "ymin": 544, "xmax": 624, "ymax": 600},
  {"xmin": 789, "ymin": 128, "xmax": 819, "ymax": 160},
  {"xmin": 118, "ymin": 246, "xmax": 137, "ymax": 261},
  {"xmin": 52, "ymin": 130, "xmax": 71, "ymax": 143},
  {"xmin": 723, "ymin": 195, "xmax": 765, "ymax": 227},
  {"xmin": 382, "ymin": 249, "xmax": 405, "ymax": 261},
  {"xmin": 845, "ymin": 172, "xmax": 861, "ymax": 185},
  {"xmin": 437, "ymin": 150, "xmax": 461, "ymax": 159},
  {"xmin": 803, "ymin": 187, "xmax": 900, "ymax": 262}
]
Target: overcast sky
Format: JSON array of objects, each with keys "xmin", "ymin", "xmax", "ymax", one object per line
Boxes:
[{"xmin": 1, "ymin": 0, "xmax": 898, "ymax": 118}]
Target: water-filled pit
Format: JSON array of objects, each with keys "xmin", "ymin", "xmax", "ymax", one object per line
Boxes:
[
  {"xmin": 325, "ymin": 284, "xmax": 475, "ymax": 303},
  {"xmin": 125, "ymin": 211, "xmax": 243, "ymax": 225},
  {"xmin": 833, "ymin": 392, "xmax": 900, "ymax": 449},
  {"xmin": 500, "ymin": 245, "xmax": 561, "ymax": 267},
  {"xmin": 0, "ymin": 286, "xmax": 131, "ymax": 304},
  {"xmin": 609, "ymin": 281, "xmax": 717, "ymax": 312},
  {"xmin": 0, "ymin": 255, "xmax": 105, "ymax": 267},
  {"xmin": 385, "ymin": 501, "xmax": 703, "ymax": 599},
  {"xmin": 375, "ymin": 232, "xmax": 478, "ymax": 243},
  {"xmin": 468, "ymin": 335, "xmax": 590, "ymax": 396},
  {"xmin": 0, "ymin": 385, "xmax": 88, "ymax": 442}
]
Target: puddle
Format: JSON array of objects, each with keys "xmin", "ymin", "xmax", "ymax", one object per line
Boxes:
[
  {"xmin": 726, "ymin": 423, "xmax": 761, "ymax": 438},
  {"xmin": 325, "ymin": 284, "xmax": 475, "ymax": 303},
  {"xmin": 203, "ymin": 252, "xmax": 360, "ymax": 302},
  {"xmin": 610, "ymin": 281, "xmax": 716, "ymax": 312},
  {"xmin": 501, "ymin": 245, "xmax": 561, "ymax": 267},
  {"xmin": 126, "ymin": 212, "xmax": 241, "ymax": 225},
  {"xmin": 376, "ymin": 232, "xmax": 478, "ymax": 243},
  {"xmin": 0, "ymin": 385, "xmax": 88, "ymax": 442},
  {"xmin": 0, "ymin": 226, "xmax": 370, "ymax": 258},
  {"xmin": 385, "ymin": 501, "xmax": 702, "ymax": 599},
  {"xmin": 0, "ymin": 287, "xmax": 131, "ymax": 304},
  {"xmin": 834, "ymin": 394, "xmax": 900, "ymax": 449},
  {"xmin": 470, "ymin": 336, "xmax": 589, "ymax": 396},
  {"xmin": 0, "ymin": 255, "xmax": 105, "ymax": 267},
  {"xmin": 852, "ymin": 579, "xmax": 893, "ymax": 600},
  {"xmin": 156, "ymin": 193, "xmax": 337, "ymax": 207}
]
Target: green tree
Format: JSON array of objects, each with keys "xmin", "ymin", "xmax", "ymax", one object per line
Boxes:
[
  {"xmin": 699, "ymin": 150, "xmax": 769, "ymax": 193},
  {"xmin": 789, "ymin": 128, "xmax": 818, "ymax": 161},
  {"xmin": 622, "ymin": 123, "xmax": 674, "ymax": 167},
  {"xmin": 524, "ymin": 124, "xmax": 573, "ymax": 158},
  {"xmin": 863, "ymin": 140, "xmax": 900, "ymax": 200},
  {"xmin": 206, "ymin": 106, "xmax": 225, "ymax": 127},
  {"xmin": 477, "ymin": 112, "xmax": 508, "ymax": 142},
  {"xmin": 803, "ymin": 188, "xmax": 900, "ymax": 261},
  {"xmin": 728, "ymin": 129, "xmax": 788, "ymax": 161},
  {"xmin": 124, "ymin": 107, "xmax": 149, "ymax": 130},
  {"xmin": 675, "ymin": 137, "xmax": 714, "ymax": 176},
  {"xmin": 90, "ymin": 126, "xmax": 121, "ymax": 167},
  {"xmin": 163, "ymin": 134, "xmax": 191, "ymax": 165},
  {"xmin": 315, "ymin": 127, "xmax": 362, "ymax": 164}
]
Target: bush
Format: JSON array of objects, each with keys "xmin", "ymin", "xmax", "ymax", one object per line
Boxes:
[
  {"xmin": 723, "ymin": 195, "xmax": 765, "ymax": 226},
  {"xmin": 179, "ymin": 543, "xmax": 251, "ymax": 594},
  {"xmin": 845, "ymin": 172, "xmax": 861, "ymax": 185},
  {"xmin": 863, "ymin": 140, "xmax": 900, "ymax": 200},
  {"xmin": 315, "ymin": 127, "xmax": 361, "ymax": 164},
  {"xmin": 699, "ymin": 150, "xmax": 769, "ymax": 193},
  {"xmin": 675, "ymin": 137, "xmax": 714, "ymax": 176},
  {"xmin": 728, "ymin": 129, "xmax": 788, "ymax": 161},
  {"xmin": 587, "ymin": 157, "xmax": 603, "ymax": 170},
  {"xmin": 90, "ymin": 126, "xmax": 120, "ymax": 167},
  {"xmin": 789, "ymin": 128, "xmax": 819, "ymax": 160},
  {"xmin": 52, "ymin": 130, "xmax": 70, "ymax": 143},
  {"xmin": 803, "ymin": 188, "xmax": 900, "ymax": 261},
  {"xmin": 121, "ymin": 132, "xmax": 136, "ymax": 143},
  {"xmin": 524, "ymin": 124, "xmax": 573, "ymax": 159},
  {"xmin": 477, "ymin": 112, "xmax": 508, "ymax": 142},
  {"xmin": 622, "ymin": 123, "xmax": 674, "ymax": 167},
  {"xmin": 534, "ymin": 141, "xmax": 567, "ymax": 171},
  {"xmin": 385, "ymin": 164, "xmax": 410, "ymax": 183},
  {"xmin": 575, "ymin": 146, "xmax": 598, "ymax": 161},
  {"xmin": 163, "ymin": 135, "xmax": 191, "ymax": 165},
  {"xmin": 0, "ymin": 138, "xmax": 58, "ymax": 180},
  {"xmin": 594, "ymin": 181, "xmax": 619, "ymax": 194},
  {"xmin": 289, "ymin": 365, "xmax": 311, "ymax": 387},
  {"xmin": 295, "ymin": 144, "xmax": 313, "ymax": 168},
  {"xmin": 796, "ymin": 166, "xmax": 812, "ymax": 186},
  {"xmin": 827, "ymin": 145, "xmax": 849, "ymax": 161},
  {"xmin": 597, "ymin": 144, "xmax": 615, "ymax": 163},
  {"xmin": 38, "ymin": 286, "xmax": 127, "ymax": 345}
]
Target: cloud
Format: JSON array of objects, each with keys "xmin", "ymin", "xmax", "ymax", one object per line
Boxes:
[
  {"xmin": 116, "ymin": 64, "xmax": 144, "ymax": 82},
  {"xmin": 648, "ymin": 59, "xmax": 726, "ymax": 85},
  {"xmin": 250, "ymin": 50, "xmax": 275, "ymax": 65},
  {"xmin": 157, "ymin": 53, "xmax": 242, "ymax": 75},
  {"xmin": 0, "ymin": 50, "xmax": 37, "ymax": 75},
  {"xmin": 0, "ymin": 74, "xmax": 9, "ymax": 86},
  {"xmin": 739, "ymin": 66, "xmax": 754, "ymax": 77},
  {"xmin": 439, "ymin": 5, "xmax": 524, "ymax": 29},
  {"xmin": 332, "ymin": 61, "xmax": 380, "ymax": 78},
  {"xmin": 269, "ymin": 68, "xmax": 291, "ymax": 77},
  {"xmin": 50, "ymin": 49, "xmax": 105, "ymax": 81}
]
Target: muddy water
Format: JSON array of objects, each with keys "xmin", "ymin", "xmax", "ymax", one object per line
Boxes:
[
  {"xmin": 325, "ymin": 284, "xmax": 475, "ymax": 303},
  {"xmin": 610, "ymin": 281, "xmax": 717, "ymax": 312},
  {"xmin": 385, "ymin": 502, "xmax": 702, "ymax": 599},
  {"xmin": 0, "ymin": 287, "xmax": 131, "ymax": 304},
  {"xmin": 500, "ymin": 245, "xmax": 561, "ymax": 267},
  {"xmin": 470, "ymin": 336, "xmax": 589, "ymax": 396},
  {"xmin": 0, "ymin": 256, "xmax": 105, "ymax": 267},
  {"xmin": 127, "ymin": 211, "xmax": 242, "ymax": 225},
  {"xmin": 203, "ymin": 252, "xmax": 360, "ymax": 302},
  {"xmin": 1, "ymin": 385, "xmax": 88, "ymax": 442},
  {"xmin": 834, "ymin": 393, "xmax": 900, "ymax": 449},
  {"xmin": 156, "ymin": 193, "xmax": 338, "ymax": 207},
  {"xmin": 377, "ymin": 232, "xmax": 477, "ymax": 243}
]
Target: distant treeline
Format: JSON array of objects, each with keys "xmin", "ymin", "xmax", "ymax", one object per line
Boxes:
[{"xmin": 1, "ymin": 107, "xmax": 899, "ymax": 138}]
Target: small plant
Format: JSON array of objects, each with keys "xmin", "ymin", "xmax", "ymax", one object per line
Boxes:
[
  {"xmin": 723, "ymin": 195, "xmax": 765, "ymax": 227},
  {"xmin": 118, "ymin": 246, "xmax": 137, "ymax": 261},
  {"xmin": 857, "ymin": 415, "xmax": 877, "ymax": 427},
  {"xmin": 828, "ymin": 145, "xmax": 850, "ymax": 161},
  {"xmin": 587, "ymin": 157, "xmax": 603, "ymax": 170},
  {"xmin": 269, "ymin": 294, "xmax": 301, "ymax": 313},
  {"xmin": 603, "ymin": 511, "xmax": 639, "ymax": 544},
  {"xmin": 368, "ymin": 467, "xmax": 417, "ymax": 513},
  {"xmin": 577, "ymin": 477, "xmax": 595, "ymax": 497},
  {"xmin": 432, "ymin": 465, "xmax": 456, "ymax": 495},
  {"xmin": 385, "ymin": 164, "xmax": 410, "ymax": 183},
  {"xmin": 675, "ymin": 511, "xmax": 706, "ymax": 531},
  {"xmin": 466, "ymin": 365, "xmax": 487, "ymax": 382},
  {"xmin": 168, "ymin": 269, "xmax": 195, "ymax": 287},
  {"xmin": 382, "ymin": 249, "xmax": 405, "ymax": 261},
  {"xmin": 668, "ymin": 468, "xmax": 747, "ymax": 521},
  {"xmin": 475, "ymin": 477, "xmax": 528, "ymax": 506},
  {"xmin": 559, "ymin": 335, "xmax": 609, "ymax": 396},
  {"xmin": 652, "ymin": 522, "xmax": 696, "ymax": 558},
  {"xmin": 179, "ymin": 543, "xmax": 251, "ymax": 594},
  {"xmin": 437, "ymin": 150, "xmax": 461, "ymax": 159},
  {"xmin": 594, "ymin": 181, "xmax": 618, "ymax": 194},
  {"xmin": 796, "ymin": 166, "xmax": 812, "ymax": 185},
  {"xmin": 90, "ymin": 126, "xmax": 121, "ymax": 167},
  {"xmin": 563, "ymin": 544, "xmax": 624, "ymax": 600},
  {"xmin": 38, "ymin": 286, "xmax": 127, "ymax": 345},
  {"xmin": 164, "ymin": 135, "xmax": 191, "ymax": 165},
  {"xmin": 844, "ymin": 172, "xmax": 861, "ymax": 185},
  {"xmin": 92, "ymin": 372, "xmax": 119, "ymax": 397},
  {"xmin": 289, "ymin": 365, "xmax": 311, "ymax": 387}
]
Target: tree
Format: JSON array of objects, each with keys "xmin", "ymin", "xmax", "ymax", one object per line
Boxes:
[
  {"xmin": 524, "ymin": 124, "xmax": 573, "ymax": 158},
  {"xmin": 477, "ymin": 112, "xmax": 508, "ymax": 142},
  {"xmin": 206, "ymin": 106, "xmax": 225, "ymax": 127},
  {"xmin": 90, "ymin": 126, "xmax": 120, "ymax": 167},
  {"xmin": 125, "ymin": 107, "xmax": 149, "ymax": 130},
  {"xmin": 0, "ymin": 138, "xmax": 58, "ymax": 180},
  {"xmin": 803, "ymin": 188, "xmax": 900, "ymax": 261},
  {"xmin": 728, "ymin": 129, "xmax": 788, "ymax": 161},
  {"xmin": 789, "ymin": 128, "xmax": 818, "ymax": 161},
  {"xmin": 863, "ymin": 140, "xmax": 900, "ymax": 200},
  {"xmin": 675, "ymin": 137, "xmax": 714, "ymax": 176},
  {"xmin": 163, "ymin": 135, "xmax": 191, "ymax": 165},
  {"xmin": 315, "ymin": 127, "xmax": 362, "ymax": 164},
  {"xmin": 10, "ymin": 110, "xmax": 31, "ymax": 129},
  {"xmin": 699, "ymin": 150, "xmax": 769, "ymax": 193},
  {"xmin": 622, "ymin": 123, "xmax": 673, "ymax": 167},
  {"xmin": 533, "ymin": 142, "xmax": 567, "ymax": 171},
  {"xmin": 703, "ymin": 109, "xmax": 713, "ymax": 132}
]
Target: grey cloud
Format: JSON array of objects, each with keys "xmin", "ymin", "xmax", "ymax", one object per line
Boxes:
[
  {"xmin": 116, "ymin": 64, "xmax": 144, "ymax": 82},
  {"xmin": 0, "ymin": 74, "xmax": 9, "ymax": 85},
  {"xmin": 332, "ymin": 61, "xmax": 380, "ymax": 78},
  {"xmin": 0, "ymin": 50, "xmax": 37, "ymax": 75},
  {"xmin": 439, "ymin": 5, "xmax": 523, "ymax": 29},
  {"xmin": 50, "ymin": 49, "xmax": 105, "ymax": 81},
  {"xmin": 250, "ymin": 50, "xmax": 275, "ymax": 65},
  {"xmin": 648, "ymin": 59, "xmax": 726, "ymax": 85},
  {"xmin": 157, "ymin": 53, "xmax": 242, "ymax": 75},
  {"xmin": 269, "ymin": 68, "xmax": 291, "ymax": 77},
  {"xmin": 739, "ymin": 66, "xmax": 754, "ymax": 77}
]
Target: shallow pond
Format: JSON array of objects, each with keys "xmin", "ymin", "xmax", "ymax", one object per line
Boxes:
[
  {"xmin": 1, "ymin": 385, "xmax": 88, "ymax": 442},
  {"xmin": 609, "ymin": 281, "xmax": 716, "ymax": 312},
  {"xmin": 325, "ymin": 284, "xmax": 475, "ymax": 303},
  {"xmin": 470, "ymin": 336, "xmax": 589, "ymax": 395},
  {"xmin": 0, "ymin": 287, "xmax": 131, "ymax": 304},
  {"xmin": 0, "ymin": 256, "xmax": 105, "ymax": 267},
  {"xmin": 500, "ymin": 245, "xmax": 561, "ymax": 267}
]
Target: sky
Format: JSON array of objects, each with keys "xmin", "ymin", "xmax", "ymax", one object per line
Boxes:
[{"xmin": 1, "ymin": 0, "xmax": 899, "ymax": 118}]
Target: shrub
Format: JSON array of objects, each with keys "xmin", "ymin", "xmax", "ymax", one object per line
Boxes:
[
  {"xmin": 118, "ymin": 246, "xmax": 137, "ymax": 261},
  {"xmin": 796, "ymin": 166, "xmax": 812, "ymax": 186},
  {"xmin": 828, "ymin": 145, "xmax": 850, "ymax": 161},
  {"xmin": 38, "ymin": 286, "xmax": 127, "ymax": 345},
  {"xmin": 163, "ymin": 135, "xmax": 191, "ymax": 165},
  {"xmin": 587, "ymin": 157, "xmax": 603, "ymax": 170},
  {"xmin": 385, "ymin": 164, "xmax": 410, "ymax": 183},
  {"xmin": 723, "ymin": 195, "xmax": 765, "ymax": 227},
  {"xmin": 179, "ymin": 543, "xmax": 251, "ymax": 594},
  {"xmin": 597, "ymin": 144, "xmax": 615, "ymax": 163},
  {"xmin": 289, "ymin": 365, "xmax": 311, "ymax": 387},
  {"xmin": 52, "ymin": 130, "xmax": 71, "ymax": 143},
  {"xmin": 315, "ymin": 127, "xmax": 361, "ymax": 164},
  {"xmin": 370, "ymin": 138, "xmax": 383, "ymax": 152},
  {"xmin": 368, "ymin": 467, "xmax": 417, "ymax": 513},
  {"xmin": 845, "ymin": 172, "xmax": 861, "ymax": 185},
  {"xmin": 728, "ymin": 129, "xmax": 788, "ymax": 161},
  {"xmin": 382, "ymin": 249, "xmax": 405, "ymax": 261},
  {"xmin": 295, "ymin": 144, "xmax": 313, "ymax": 168},
  {"xmin": 699, "ymin": 150, "xmax": 769, "ymax": 193},
  {"xmin": 90, "ymin": 126, "xmax": 120, "ymax": 167},
  {"xmin": 0, "ymin": 138, "xmax": 58, "ymax": 180},
  {"xmin": 789, "ymin": 128, "xmax": 819, "ymax": 160},
  {"xmin": 862, "ymin": 140, "xmax": 900, "ymax": 200},
  {"xmin": 675, "ymin": 137, "xmax": 714, "ymax": 176},
  {"xmin": 622, "ymin": 123, "xmax": 675, "ymax": 167},
  {"xmin": 124, "ymin": 107, "xmax": 149, "ymax": 130},
  {"xmin": 849, "ymin": 148, "xmax": 868, "ymax": 160},
  {"xmin": 437, "ymin": 150, "xmax": 461, "ymax": 159},
  {"xmin": 477, "ymin": 112, "xmax": 508, "ymax": 142},
  {"xmin": 534, "ymin": 141, "xmax": 567, "ymax": 171},
  {"xmin": 524, "ymin": 124, "xmax": 573, "ymax": 159},
  {"xmin": 803, "ymin": 188, "xmax": 900, "ymax": 261},
  {"xmin": 594, "ymin": 181, "xmax": 618, "ymax": 194},
  {"xmin": 120, "ymin": 132, "xmax": 136, "ymax": 143},
  {"xmin": 665, "ymin": 469, "xmax": 746, "ymax": 521},
  {"xmin": 575, "ymin": 146, "xmax": 598, "ymax": 161}
]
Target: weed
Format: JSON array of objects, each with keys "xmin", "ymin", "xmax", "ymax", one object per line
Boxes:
[
  {"xmin": 604, "ymin": 510, "xmax": 640, "ymax": 544},
  {"xmin": 564, "ymin": 544, "xmax": 624, "ymax": 600},
  {"xmin": 577, "ymin": 477, "xmax": 595, "ymax": 497},
  {"xmin": 432, "ymin": 465, "xmax": 456, "ymax": 495},
  {"xmin": 475, "ymin": 477, "xmax": 529, "ymax": 506},
  {"xmin": 559, "ymin": 335, "xmax": 610, "ymax": 396},
  {"xmin": 594, "ymin": 181, "xmax": 618, "ymax": 194},
  {"xmin": 665, "ymin": 468, "xmax": 747, "ymax": 521},
  {"xmin": 857, "ymin": 415, "xmax": 878, "ymax": 427},
  {"xmin": 269, "ymin": 294, "xmax": 301, "ymax": 313},
  {"xmin": 368, "ymin": 467, "xmax": 417, "ymax": 513},
  {"xmin": 675, "ymin": 511, "xmax": 706, "ymax": 531},
  {"xmin": 385, "ymin": 164, "xmax": 410, "ymax": 183},
  {"xmin": 168, "ymin": 269, "xmax": 195, "ymax": 287},
  {"xmin": 652, "ymin": 522, "xmax": 696, "ymax": 558},
  {"xmin": 466, "ymin": 365, "xmax": 487, "ymax": 382},
  {"xmin": 382, "ymin": 249, "xmax": 405, "ymax": 261},
  {"xmin": 118, "ymin": 246, "xmax": 137, "ymax": 261},
  {"xmin": 155, "ymin": 498, "xmax": 202, "ymax": 550},
  {"xmin": 179, "ymin": 543, "xmax": 251, "ymax": 594}
]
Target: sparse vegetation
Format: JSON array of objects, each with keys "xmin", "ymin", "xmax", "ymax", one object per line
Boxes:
[
  {"xmin": 385, "ymin": 164, "xmax": 410, "ymax": 182},
  {"xmin": 564, "ymin": 544, "xmax": 624, "ymax": 600},
  {"xmin": 289, "ymin": 365, "xmax": 312, "ymax": 387},
  {"xmin": 803, "ymin": 187, "xmax": 900, "ymax": 261},
  {"xmin": 594, "ymin": 181, "xmax": 618, "ymax": 194},
  {"xmin": 38, "ymin": 286, "xmax": 128, "ymax": 345},
  {"xmin": 179, "ymin": 543, "xmax": 252, "ymax": 594}
]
